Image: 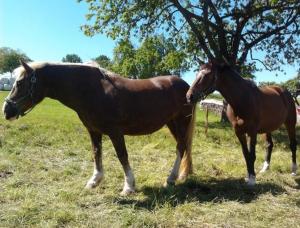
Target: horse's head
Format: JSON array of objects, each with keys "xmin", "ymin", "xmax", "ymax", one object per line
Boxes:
[
  {"xmin": 2, "ymin": 60, "xmax": 45, "ymax": 120},
  {"xmin": 186, "ymin": 60, "xmax": 222, "ymax": 104}
]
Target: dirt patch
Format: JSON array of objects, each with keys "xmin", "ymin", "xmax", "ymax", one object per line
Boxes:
[{"xmin": 0, "ymin": 171, "xmax": 13, "ymax": 179}]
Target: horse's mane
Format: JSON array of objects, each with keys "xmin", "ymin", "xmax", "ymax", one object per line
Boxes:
[
  {"xmin": 83, "ymin": 61, "xmax": 121, "ymax": 78},
  {"xmin": 13, "ymin": 62, "xmax": 48, "ymax": 78},
  {"xmin": 223, "ymin": 65, "xmax": 258, "ymax": 88},
  {"xmin": 13, "ymin": 61, "xmax": 121, "ymax": 79}
]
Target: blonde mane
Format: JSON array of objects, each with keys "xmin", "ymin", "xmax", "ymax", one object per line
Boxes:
[{"xmin": 13, "ymin": 61, "xmax": 120, "ymax": 79}]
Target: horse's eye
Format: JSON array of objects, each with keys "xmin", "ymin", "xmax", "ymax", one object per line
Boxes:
[{"xmin": 16, "ymin": 80, "xmax": 23, "ymax": 87}]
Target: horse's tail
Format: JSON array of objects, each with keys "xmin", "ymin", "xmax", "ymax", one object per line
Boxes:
[
  {"xmin": 293, "ymin": 95, "xmax": 299, "ymax": 106},
  {"xmin": 179, "ymin": 104, "xmax": 197, "ymax": 179}
]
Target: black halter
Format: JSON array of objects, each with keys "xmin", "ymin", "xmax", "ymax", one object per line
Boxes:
[
  {"xmin": 196, "ymin": 69, "xmax": 218, "ymax": 101},
  {"xmin": 5, "ymin": 71, "xmax": 37, "ymax": 117}
]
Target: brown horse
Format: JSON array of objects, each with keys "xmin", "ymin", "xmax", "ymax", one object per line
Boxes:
[
  {"xmin": 2, "ymin": 61, "xmax": 195, "ymax": 195},
  {"xmin": 186, "ymin": 60, "xmax": 297, "ymax": 185}
]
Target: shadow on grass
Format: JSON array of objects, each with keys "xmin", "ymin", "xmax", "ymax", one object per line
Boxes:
[
  {"xmin": 294, "ymin": 177, "xmax": 300, "ymax": 190},
  {"xmin": 115, "ymin": 177, "xmax": 286, "ymax": 210}
]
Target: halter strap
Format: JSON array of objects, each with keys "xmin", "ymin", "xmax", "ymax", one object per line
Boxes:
[
  {"xmin": 196, "ymin": 69, "xmax": 218, "ymax": 101},
  {"xmin": 5, "ymin": 71, "xmax": 37, "ymax": 117}
]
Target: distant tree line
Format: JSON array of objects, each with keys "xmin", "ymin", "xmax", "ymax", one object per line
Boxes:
[
  {"xmin": 0, "ymin": 36, "xmax": 188, "ymax": 79},
  {"xmin": 60, "ymin": 36, "xmax": 189, "ymax": 79},
  {"xmin": 93, "ymin": 36, "xmax": 189, "ymax": 79},
  {"xmin": 259, "ymin": 73, "xmax": 300, "ymax": 97},
  {"xmin": 0, "ymin": 47, "xmax": 31, "ymax": 77}
]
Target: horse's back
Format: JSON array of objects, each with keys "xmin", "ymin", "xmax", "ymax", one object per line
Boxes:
[{"xmin": 258, "ymin": 85, "xmax": 296, "ymax": 132}]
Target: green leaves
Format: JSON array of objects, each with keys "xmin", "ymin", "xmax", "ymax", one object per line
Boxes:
[
  {"xmin": 79, "ymin": 0, "xmax": 300, "ymax": 76},
  {"xmin": 0, "ymin": 47, "xmax": 31, "ymax": 75},
  {"xmin": 111, "ymin": 36, "xmax": 189, "ymax": 78},
  {"xmin": 62, "ymin": 54, "xmax": 82, "ymax": 63}
]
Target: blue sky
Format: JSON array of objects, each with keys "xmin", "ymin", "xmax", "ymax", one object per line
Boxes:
[{"xmin": 0, "ymin": 0, "xmax": 298, "ymax": 84}]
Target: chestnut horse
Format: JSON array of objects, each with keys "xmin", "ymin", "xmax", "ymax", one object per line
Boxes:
[
  {"xmin": 186, "ymin": 61, "xmax": 297, "ymax": 186},
  {"xmin": 2, "ymin": 61, "xmax": 196, "ymax": 195}
]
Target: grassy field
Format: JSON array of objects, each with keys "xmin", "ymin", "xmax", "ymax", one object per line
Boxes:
[{"xmin": 0, "ymin": 91, "xmax": 299, "ymax": 227}]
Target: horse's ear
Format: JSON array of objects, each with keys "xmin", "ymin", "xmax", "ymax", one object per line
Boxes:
[{"xmin": 20, "ymin": 60, "xmax": 33, "ymax": 74}]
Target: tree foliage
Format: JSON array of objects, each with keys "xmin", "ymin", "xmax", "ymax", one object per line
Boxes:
[
  {"xmin": 259, "ymin": 72, "xmax": 300, "ymax": 96},
  {"xmin": 110, "ymin": 36, "xmax": 188, "ymax": 78},
  {"xmin": 93, "ymin": 54, "xmax": 113, "ymax": 69},
  {"xmin": 0, "ymin": 47, "xmax": 31, "ymax": 75},
  {"xmin": 111, "ymin": 39, "xmax": 138, "ymax": 77},
  {"xmin": 80, "ymin": 0, "xmax": 300, "ymax": 75},
  {"xmin": 281, "ymin": 73, "xmax": 300, "ymax": 92},
  {"xmin": 62, "ymin": 54, "xmax": 82, "ymax": 63}
]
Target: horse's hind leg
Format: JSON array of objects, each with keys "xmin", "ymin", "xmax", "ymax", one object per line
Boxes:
[
  {"xmin": 85, "ymin": 131, "xmax": 104, "ymax": 189},
  {"xmin": 164, "ymin": 121, "xmax": 185, "ymax": 186},
  {"xmin": 109, "ymin": 131, "xmax": 135, "ymax": 195},
  {"xmin": 165, "ymin": 111, "xmax": 194, "ymax": 186},
  {"xmin": 259, "ymin": 133, "xmax": 273, "ymax": 173},
  {"xmin": 285, "ymin": 122, "xmax": 297, "ymax": 175}
]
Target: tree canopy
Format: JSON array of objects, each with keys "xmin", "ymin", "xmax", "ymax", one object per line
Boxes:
[
  {"xmin": 259, "ymin": 72, "xmax": 300, "ymax": 95},
  {"xmin": 80, "ymin": 0, "xmax": 300, "ymax": 75},
  {"xmin": 0, "ymin": 47, "xmax": 31, "ymax": 75},
  {"xmin": 110, "ymin": 36, "xmax": 188, "ymax": 78},
  {"xmin": 94, "ymin": 54, "xmax": 113, "ymax": 69},
  {"xmin": 62, "ymin": 54, "xmax": 82, "ymax": 63},
  {"xmin": 111, "ymin": 39, "xmax": 137, "ymax": 77}
]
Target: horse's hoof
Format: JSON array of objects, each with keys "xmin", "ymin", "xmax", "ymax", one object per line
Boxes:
[
  {"xmin": 291, "ymin": 163, "xmax": 297, "ymax": 176},
  {"xmin": 120, "ymin": 188, "xmax": 135, "ymax": 196},
  {"xmin": 85, "ymin": 177, "xmax": 103, "ymax": 189},
  {"xmin": 163, "ymin": 180, "xmax": 175, "ymax": 188},
  {"xmin": 245, "ymin": 175, "xmax": 256, "ymax": 186},
  {"xmin": 85, "ymin": 173, "xmax": 104, "ymax": 189},
  {"xmin": 85, "ymin": 181, "xmax": 98, "ymax": 189},
  {"xmin": 177, "ymin": 174, "xmax": 187, "ymax": 182}
]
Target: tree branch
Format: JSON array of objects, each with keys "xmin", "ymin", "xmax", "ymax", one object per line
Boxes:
[
  {"xmin": 238, "ymin": 10, "xmax": 299, "ymax": 64},
  {"xmin": 231, "ymin": 1, "xmax": 253, "ymax": 62},
  {"xmin": 250, "ymin": 49, "xmax": 272, "ymax": 71},
  {"xmin": 205, "ymin": 0, "xmax": 229, "ymax": 60},
  {"xmin": 203, "ymin": 1, "xmax": 220, "ymax": 58},
  {"xmin": 170, "ymin": 0, "xmax": 214, "ymax": 59}
]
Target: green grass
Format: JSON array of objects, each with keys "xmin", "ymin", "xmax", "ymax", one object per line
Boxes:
[{"xmin": 0, "ymin": 91, "xmax": 300, "ymax": 227}]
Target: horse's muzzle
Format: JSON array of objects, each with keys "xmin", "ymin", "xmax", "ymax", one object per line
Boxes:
[{"xmin": 2, "ymin": 101, "xmax": 19, "ymax": 121}]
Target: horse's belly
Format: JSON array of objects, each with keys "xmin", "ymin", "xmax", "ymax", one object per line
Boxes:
[
  {"xmin": 257, "ymin": 116, "xmax": 286, "ymax": 133},
  {"xmin": 122, "ymin": 121, "xmax": 166, "ymax": 135}
]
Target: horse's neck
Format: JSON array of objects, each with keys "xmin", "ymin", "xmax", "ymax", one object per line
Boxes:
[
  {"xmin": 217, "ymin": 69, "xmax": 251, "ymax": 114},
  {"xmin": 43, "ymin": 66, "xmax": 87, "ymax": 111}
]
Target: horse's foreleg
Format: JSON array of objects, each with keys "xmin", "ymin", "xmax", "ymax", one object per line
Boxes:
[
  {"xmin": 109, "ymin": 132, "xmax": 135, "ymax": 195},
  {"xmin": 248, "ymin": 133, "xmax": 257, "ymax": 185},
  {"xmin": 85, "ymin": 132, "xmax": 104, "ymax": 189},
  {"xmin": 285, "ymin": 123, "xmax": 298, "ymax": 175},
  {"xmin": 236, "ymin": 132, "xmax": 256, "ymax": 186},
  {"xmin": 259, "ymin": 133, "xmax": 273, "ymax": 173}
]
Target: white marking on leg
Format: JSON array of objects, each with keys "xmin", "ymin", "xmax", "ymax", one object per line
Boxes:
[
  {"xmin": 121, "ymin": 168, "xmax": 135, "ymax": 195},
  {"xmin": 85, "ymin": 167, "xmax": 104, "ymax": 189},
  {"xmin": 259, "ymin": 161, "xmax": 270, "ymax": 173},
  {"xmin": 164, "ymin": 153, "xmax": 181, "ymax": 187},
  {"xmin": 245, "ymin": 174, "xmax": 256, "ymax": 186},
  {"xmin": 291, "ymin": 163, "xmax": 297, "ymax": 176}
]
